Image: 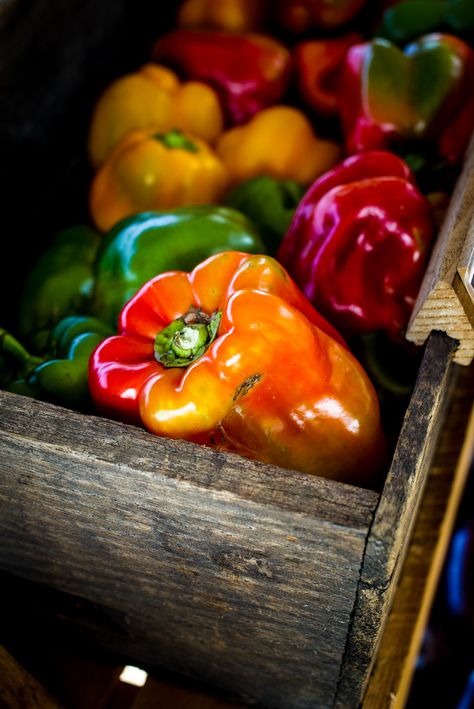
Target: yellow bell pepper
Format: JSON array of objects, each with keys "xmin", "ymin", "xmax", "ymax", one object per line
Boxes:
[
  {"xmin": 216, "ymin": 106, "xmax": 341, "ymax": 186},
  {"xmin": 88, "ymin": 64, "xmax": 224, "ymax": 168},
  {"xmin": 178, "ymin": 0, "xmax": 267, "ymax": 32},
  {"xmin": 90, "ymin": 129, "xmax": 229, "ymax": 232}
]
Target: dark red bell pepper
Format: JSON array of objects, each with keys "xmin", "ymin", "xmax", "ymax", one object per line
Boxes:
[
  {"xmin": 152, "ymin": 30, "xmax": 291, "ymax": 125},
  {"xmin": 294, "ymin": 33, "xmax": 362, "ymax": 117},
  {"xmin": 277, "ymin": 152, "xmax": 435, "ymax": 339}
]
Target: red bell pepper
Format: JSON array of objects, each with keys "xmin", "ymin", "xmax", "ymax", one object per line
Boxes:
[
  {"xmin": 339, "ymin": 33, "xmax": 474, "ymax": 164},
  {"xmin": 277, "ymin": 152, "xmax": 435, "ymax": 339},
  {"xmin": 152, "ymin": 30, "xmax": 291, "ymax": 125},
  {"xmin": 89, "ymin": 251, "xmax": 385, "ymax": 484},
  {"xmin": 294, "ymin": 33, "xmax": 362, "ymax": 117}
]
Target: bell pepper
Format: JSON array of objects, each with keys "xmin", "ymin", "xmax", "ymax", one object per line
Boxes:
[
  {"xmin": 274, "ymin": 0, "xmax": 367, "ymax": 31},
  {"xmin": 223, "ymin": 176, "xmax": 305, "ymax": 254},
  {"xmin": 378, "ymin": 0, "xmax": 474, "ymax": 45},
  {"xmin": 91, "ymin": 206, "xmax": 265, "ymax": 327},
  {"xmin": 88, "ymin": 64, "xmax": 224, "ymax": 168},
  {"xmin": 294, "ymin": 34, "xmax": 362, "ymax": 117},
  {"xmin": 2, "ymin": 316, "xmax": 113, "ymax": 409},
  {"xmin": 340, "ymin": 34, "xmax": 474, "ymax": 164},
  {"xmin": 177, "ymin": 0, "xmax": 268, "ymax": 32},
  {"xmin": 216, "ymin": 106, "xmax": 341, "ymax": 187},
  {"xmin": 277, "ymin": 151, "xmax": 435, "ymax": 338},
  {"xmin": 152, "ymin": 30, "xmax": 291, "ymax": 126},
  {"xmin": 18, "ymin": 226, "xmax": 100, "ymax": 352},
  {"xmin": 89, "ymin": 251, "xmax": 384, "ymax": 485},
  {"xmin": 90, "ymin": 128, "xmax": 229, "ymax": 232}
]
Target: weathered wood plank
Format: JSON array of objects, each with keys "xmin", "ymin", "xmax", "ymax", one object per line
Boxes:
[
  {"xmin": 334, "ymin": 331, "xmax": 458, "ymax": 708},
  {"xmin": 0, "ymin": 390, "xmax": 376, "ymax": 529},
  {"xmin": 407, "ymin": 134, "xmax": 474, "ymax": 365},
  {"xmin": 0, "ymin": 391, "xmax": 377, "ymax": 709}
]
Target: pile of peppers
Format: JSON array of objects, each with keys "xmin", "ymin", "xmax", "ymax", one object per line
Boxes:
[{"xmin": 2, "ymin": 0, "xmax": 474, "ymax": 488}]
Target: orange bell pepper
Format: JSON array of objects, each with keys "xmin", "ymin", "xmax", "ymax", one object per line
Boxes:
[
  {"xmin": 89, "ymin": 251, "xmax": 385, "ymax": 485},
  {"xmin": 88, "ymin": 64, "xmax": 224, "ymax": 168},
  {"xmin": 90, "ymin": 129, "xmax": 229, "ymax": 232},
  {"xmin": 178, "ymin": 0, "xmax": 268, "ymax": 32},
  {"xmin": 216, "ymin": 106, "xmax": 341, "ymax": 186}
]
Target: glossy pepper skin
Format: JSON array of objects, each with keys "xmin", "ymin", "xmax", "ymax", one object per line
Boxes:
[
  {"xmin": 294, "ymin": 34, "xmax": 362, "ymax": 117},
  {"xmin": 224, "ymin": 175, "xmax": 305, "ymax": 254},
  {"xmin": 89, "ymin": 251, "xmax": 384, "ymax": 485},
  {"xmin": 3, "ymin": 316, "xmax": 113, "ymax": 409},
  {"xmin": 216, "ymin": 106, "xmax": 341, "ymax": 187},
  {"xmin": 177, "ymin": 0, "xmax": 268, "ymax": 32},
  {"xmin": 152, "ymin": 30, "xmax": 291, "ymax": 125},
  {"xmin": 18, "ymin": 226, "xmax": 100, "ymax": 352},
  {"xmin": 275, "ymin": 0, "xmax": 367, "ymax": 31},
  {"xmin": 277, "ymin": 152, "xmax": 435, "ymax": 338},
  {"xmin": 340, "ymin": 34, "xmax": 474, "ymax": 164},
  {"xmin": 90, "ymin": 128, "xmax": 229, "ymax": 232},
  {"xmin": 91, "ymin": 206, "xmax": 265, "ymax": 327},
  {"xmin": 88, "ymin": 64, "xmax": 224, "ymax": 168},
  {"xmin": 378, "ymin": 0, "xmax": 474, "ymax": 45}
]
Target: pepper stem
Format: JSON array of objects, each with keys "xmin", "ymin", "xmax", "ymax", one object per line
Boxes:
[
  {"xmin": 154, "ymin": 129, "xmax": 199, "ymax": 153},
  {"xmin": 0, "ymin": 328, "xmax": 43, "ymax": 377},
  {"xmin": 155, "ymin": 308, "xmax": 222, "ymax": 368}
]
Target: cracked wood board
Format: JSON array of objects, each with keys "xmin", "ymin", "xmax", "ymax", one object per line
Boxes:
[{"xmin": 407, "ymin": 135, "xmax": 474, "ymax": 365}]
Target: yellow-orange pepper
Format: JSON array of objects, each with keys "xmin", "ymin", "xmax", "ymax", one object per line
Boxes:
[
  {"xmin": 216, "ymin": 106, "xmax": 341, "ymax": 186},
  {"xmin": 178, "ymin": 0, "xmax": 268, "ymax": 32},
  {"xmin": 90, "ymin": 129, "xmax": 229, "ymax": 232},
  {"xmin": 88, "ymin": 64, "xmax": 224, "ymax": 168}
]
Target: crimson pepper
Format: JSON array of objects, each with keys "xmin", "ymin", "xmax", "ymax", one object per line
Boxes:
[
  {"xmin": 89, "ymin": 251, "xmax": 385, "ymax": 485},
  {"xmin": 277, "ymin": 152, "xmax": 435, "ymax": 338},
  {"xmin": 339, "ymin": 33, "xmax": 474, "ymax": 164},
  {"xmin": 275, "ymin": 0, "xmax": 367, "ymax": 31},
  {"xmin": 151, "ymin": 30, "xmax": 291, "ymax": 125},
  {"xmin": 294, "ymin": 33, "xmax": 362, "ymax": 117}
]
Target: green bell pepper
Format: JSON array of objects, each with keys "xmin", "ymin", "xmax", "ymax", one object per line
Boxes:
[
  {"xmin": 223, "ymin": 176, "xmax": 305, "ymax": 255},
  {"xmin": 378, "ymin": 0, "xmax": 474, "ymax": 45},
  {"xmin": 2, "ymin": 316, "xmax": 113, "ymax": 409},
  {"xmin": 91, "ymin": 206, "xmax": 265, "ymax": 327},
  {"xmin": 19, "ymin": 226, "xmax": 101, "ymax": 352}
]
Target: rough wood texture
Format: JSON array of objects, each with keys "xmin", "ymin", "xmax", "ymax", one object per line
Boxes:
[
  {"xmin": 0, "ymin": 389, "xmax": 377, "ymax": 709},
  {"xmin": 407, "ymin": 136, "xmax": 474, "ymax": 365},
  {"xmin": 363, "ymin": 363, "xmax": 474, "ymax": 709},
  {"xmin": 0, "ymin": 645, "xmax": 62, "ymax": 709},
  {"xmin": 334, "ymin": 331, "xmax": 458, "ymax": 708}
]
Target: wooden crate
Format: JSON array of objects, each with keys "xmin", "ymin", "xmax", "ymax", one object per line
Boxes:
[
  {"xmin": 0, "ymin": 2, "xmax": 473, "ymax": 708},
  {"xmin": 0, "ymin": 333, "xmax": 463, "ymax": 709}
]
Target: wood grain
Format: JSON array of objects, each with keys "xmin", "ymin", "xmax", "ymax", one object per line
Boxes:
[
  {"xmin": 333, "ymin": 332, "xmax": 458, "ymax": 708},
  {"xmin": 407, "ymin": 135, "xmax": 474, "ymax": 365},
  {"xmin": 0, "ymin": 389, "xmax": 377, "ymax": 709}
]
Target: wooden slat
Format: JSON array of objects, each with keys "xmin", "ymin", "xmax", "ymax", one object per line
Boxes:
[
  {"xmin": 0, "ymin": 645, "xmax": 62, "ymax": 709},
  {"xmin": 407, "ymin": 135, "xmax": 474, "ymax": 366},
  {"xmin": 363, "ymin": 363, "xmax": 474, "ymax": 708},
  {"xmin": 0, "ymin": 390, "xmax": 377, "ymax": 709},
  {"xmin": 333, "ymin": 332, "xmax": 458, "ymax": 707}
]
